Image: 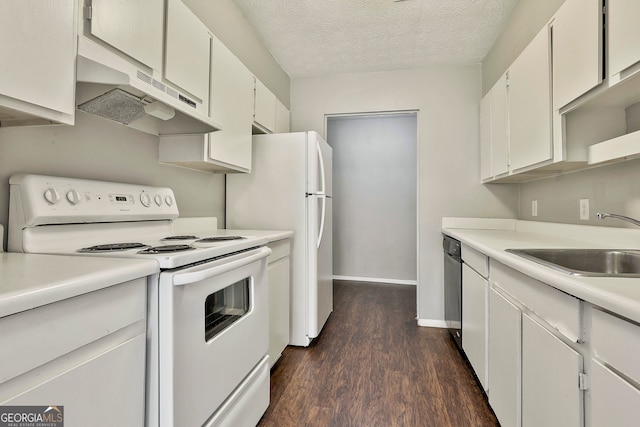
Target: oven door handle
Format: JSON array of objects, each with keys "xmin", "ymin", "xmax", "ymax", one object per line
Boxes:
[{"xmin": 172, "ymin": 247, "xmax": 272, "ymax": 286}]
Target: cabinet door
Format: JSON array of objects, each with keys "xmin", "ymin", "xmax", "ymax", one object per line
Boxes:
[
  {"xmin": 2, "ymin": 334, "xmax": 146, "ymax": 427},
  {"xmin": 268, "ymin": 257, "xmax": 290, "ymax": 367},
  {"xmin": 208, "ymin": 36, "xmax": 254, "ymax": 171},
  {"xmin": 608, "ymin": 0, "xmax": 640, "ymax": 77},
  {"xmin": 590, "ymin": 360, "xmax": 640, "ymax": 427},
  {"xmin": 0, "ymin": 0, "xmax": 76, "ymax": 120},
  {"xmin": 462, "ymin": 264, "xmax": 488, "ymax": 390},
  {"xmin": 522, "ymin": 314, "xmax": 582, "ymax": 427},
  {"xmin": 90, "ymin": 0, "xmax": 163, "ymax": 71},
  {"xmin": 165, "ymin": 0, "xmax": 211, "ymax": 102},
  {"xmin": 254, "ymin": 78, "xmax": 276, "ymax": 132},
  {"xmin": 490, "ymin": 73, "xmax": 509, "ymax": 176},
  {"xmin": 489, "ymin": 288, "xmax": 522, "ymax": 427},
  {"xmin": 509, "ymin": 27, "xmax": 553, "ymax": 171},
  {"xmin": 552, "ymin": 0, "xmax": 602, "ymax": 110},
  {"xmin": 480, "ymin": 92, "xmax": 492, "ymax": 181},
  {"xmin": 275, "ymin": 99, "xmax": 291, "ymax": 133}
]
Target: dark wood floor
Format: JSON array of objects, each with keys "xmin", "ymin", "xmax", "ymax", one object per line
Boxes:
[{"xmin": 258, "ymin": 280, "xmax": 499, "ymax": 427}]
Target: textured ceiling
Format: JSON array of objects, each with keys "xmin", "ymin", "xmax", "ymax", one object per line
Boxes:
[{"xmin": 232, "ymin": 0, "xmax": 519, "ymax": 78}]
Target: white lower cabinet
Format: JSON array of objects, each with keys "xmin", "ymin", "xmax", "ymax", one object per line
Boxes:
[
  {"xmin": 522, "ymin": 314, "xmax": 583, "ymax": 427},
  {"xmin": 589, "ymin": 307, "xmax": 640, "ymax": 426},
  {"xmin": 267, "ymin": 238, "xmax": 291, "ymax": 368},
  {"xmin": 590, "ymin": 360, "xmax": 640, "ymax": 427},
  {"xmin": 488, "ymin": 288, "xmax": 522, "ymax": 427},
  {"xmin": 462, "ymin": 263, "xmax": 488, "ymax": 390}
]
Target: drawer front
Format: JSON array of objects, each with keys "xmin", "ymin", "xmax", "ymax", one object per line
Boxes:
[
  {"xmin": 0, "ymin": 279, "xmax": 146, "ymax": 383},
  {"xmin": 491, "ymin": 260, "xmax": 581, "ymax": 342},
  {"xmin": 462, "ymin": 244, "xmax": 488, "ymax": 278},
  {"xmin": 268, "ymin": 238, "xmax": 291, "ymax": 264},
  {"xmin": 592, "ymin": 307, "xmax": 640, "ymax": 385}
]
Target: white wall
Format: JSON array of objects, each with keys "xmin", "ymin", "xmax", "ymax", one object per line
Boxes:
[
  {"xmin": 184, "ymin": 0, "xmax": 290, "ymax": 107},
  {"xmin": 0, "ymin": 113, "xmax": 225, "ymax": 248},
  {"xmin": 291, "ymin": 67, "xmax": 519, "ymax": 323}
]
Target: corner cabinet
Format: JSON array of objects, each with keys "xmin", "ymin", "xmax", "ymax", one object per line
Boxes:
[
  {"xmin": 159, "ymin": 37, "xmax": 255, "ymax": 173},
  {"xmin": 0, "ymin": 0, "xmax": 76, "ymax": 126}
]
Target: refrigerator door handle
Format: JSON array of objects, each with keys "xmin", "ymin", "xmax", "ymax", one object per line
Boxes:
[
  {"xmin": 317, "ymin": 140, "xmax": 326, "ymax": 195},
  {"xmin": 317, "ymin": 194, "xmax": 326, "ymax": 249}
]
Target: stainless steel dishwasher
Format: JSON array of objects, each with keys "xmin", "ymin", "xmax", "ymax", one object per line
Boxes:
[{"xmin": 443, "ymin": 234, "xmax": 462, "ymax": 350}]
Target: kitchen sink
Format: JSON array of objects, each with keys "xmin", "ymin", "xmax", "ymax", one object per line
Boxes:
[{"xmin": 505, "ymin": 248, "xmax": 640, "ymax": 277}]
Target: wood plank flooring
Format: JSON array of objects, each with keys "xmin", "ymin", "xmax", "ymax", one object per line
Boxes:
[{"xmin": 258, "ymin": 280, "xmax": 499, "ymax": 427}]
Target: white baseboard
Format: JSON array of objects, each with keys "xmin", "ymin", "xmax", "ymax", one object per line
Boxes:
[
  {"xmin": 417, "ymin": 319, "xmax": 447, "ymax": 328},
  {"xmin": 333, "ymin": 275, "xmax": 417, "ymax": 286}
]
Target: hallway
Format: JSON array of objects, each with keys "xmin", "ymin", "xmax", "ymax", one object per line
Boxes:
[{"xmin": 258, "ymin": 280, "xmax": 499, "ymax": 426}]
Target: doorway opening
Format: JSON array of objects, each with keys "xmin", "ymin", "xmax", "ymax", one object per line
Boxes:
[{"xmin": 326, "ymin": 111, "xmax": 418, "ymax": 285}]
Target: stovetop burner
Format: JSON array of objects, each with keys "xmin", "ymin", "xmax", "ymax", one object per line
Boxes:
[
  {"xmin": 138, "ymin": 244, "xmax": 196, "ymax": 254},
  {"xmin": 78, "ymin": 242, "xmax": 148, "ymax": 253},
  {"xmin": 162, "ymin": 235, "xmax": 199, "ymax": 241},
  {"xmin": 196, "ymin": 236, "xmax": 246, "ymax": 243}
]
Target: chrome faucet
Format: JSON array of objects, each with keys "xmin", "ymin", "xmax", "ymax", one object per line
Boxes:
[{"xmin": 596, "ymin": 212, "xmax": 640, "ymax": 227}]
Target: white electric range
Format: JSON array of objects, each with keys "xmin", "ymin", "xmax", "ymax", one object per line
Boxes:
[{"xmin": 8, "ymin": 174, "xmax": 272, "ymax": 427}]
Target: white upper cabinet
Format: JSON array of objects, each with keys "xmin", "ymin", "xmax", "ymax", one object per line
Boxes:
[
  {"xmin": 480, "ymin": 73, "xmax": 508, "ymax": 182},
  {"xmin": 0, "ymin": 0, "xmax": 76, "ymax": 126},
  {"xmin": 208, "ymin": 36, "xmax": 254, "ymax": 172},
  {"xmin": 253, "ymin": 78, "xmax": 276, "ymax": 133},
  {"xmin": 608, "ymin": 0, "xmax": 640, "ymax": 79},
  {"xmin": 159, "ymin": 36, "xmax": 255, "ymax": 173},
  {"xmin": 490, "ymin": 74, "xmax": 509, "ymax": 177},
  {"xmin": 275, "ymin": 99, "xmax": 291, "ymax": 133},
  {"xmin": 88, "ymin": 0, "xmax": 164, "ymax": 72},
  {"xmin": 164, "ymin": 0, "xmax": 211, "ymax": 104},
  {"xmin": 508, "ymin": 26, "xmax": 553, "ymax": 172},
  {"xmin": 551, "ymin": 0, "xmax": 603, "ymax": 110},
  {"xmin": 480, "ymin": 93, "xmax": 492, "ymax": 181}
]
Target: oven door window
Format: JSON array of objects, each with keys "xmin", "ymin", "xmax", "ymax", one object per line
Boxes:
[{"xmin": 204, "ymin": 278, "xmax": 251, "ymax": 342}]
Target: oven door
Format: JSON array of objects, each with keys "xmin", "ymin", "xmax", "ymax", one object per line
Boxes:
[{"xmin": 155, "ymin": 246, "xmax": 271, "ymax": 427}]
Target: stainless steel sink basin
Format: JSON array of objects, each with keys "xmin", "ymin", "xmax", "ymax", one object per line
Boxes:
[{"xmin": 505, "ymin": 248, "xmax": 640, "ymax": 277}]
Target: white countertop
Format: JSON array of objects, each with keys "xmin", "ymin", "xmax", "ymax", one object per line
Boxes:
[
  {"xmin": 442, "ymin": 218, "xmax": 640, "ymax": 324},
  {"xmin": 0, "ymin": 253, "xmax": 157, "ymax": 318}
]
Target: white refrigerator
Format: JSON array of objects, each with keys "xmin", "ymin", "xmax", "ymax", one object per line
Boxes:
[{"xmin": 226, "ymin": 131, "xmax": 333, "ymax": 347}]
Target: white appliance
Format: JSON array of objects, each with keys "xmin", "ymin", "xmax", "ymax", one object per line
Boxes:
[
  {"xmin": 227, "ymin": 131, "xmax": 333, "ymax": 347},
  {"xmin": 8, "ymin": 174, "xmax": 271, "ymax": 427}
]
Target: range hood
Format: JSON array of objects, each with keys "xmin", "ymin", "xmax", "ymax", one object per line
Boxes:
[{"xmin": 75, "ymin": 36, "xmax": 221, "ymax": 136}]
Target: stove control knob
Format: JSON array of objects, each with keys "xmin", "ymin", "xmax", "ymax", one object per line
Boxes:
[
  {"xmin": 66, "ymin": 189, "xmax": 82, "ymax": 205},
  {"xmin": 140, "ymin": 193, "xmax": 151, "ymax": 207},
  {"xmin": 165, "ymin": 195, "xmax": 174, "ymax": 207},
  {"xmin": 154, "ymin": 195, "xmax": 163, "ymax": 206},
  {"xmin": 43, "ymin": 188, "xmax": 61, "ymax": 205}
]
